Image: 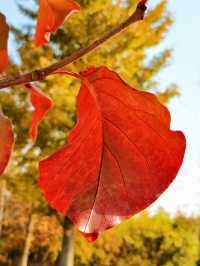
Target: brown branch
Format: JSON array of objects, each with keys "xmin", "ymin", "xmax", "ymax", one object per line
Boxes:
[{"xmin": 0, "ymin": 2, "xmax": 147, "ymax": 90}]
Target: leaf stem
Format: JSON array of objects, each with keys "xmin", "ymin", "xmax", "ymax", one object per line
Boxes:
[
  {"xmin": 0, "ymin": 2, "xmax": 147, "ymax": 90},
  {"xmin": 50, "ymin": 69, "xmax": 81, "ymax": 79}
]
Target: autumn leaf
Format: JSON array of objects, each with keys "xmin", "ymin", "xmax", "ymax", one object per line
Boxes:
[
  {"xmin": 35, "ymin": 0, "xmax": 80, "ymax": 47},
  {"xmin": 25, "ymin": 83, "xmax": 52, "ymax": 143},
  {"xmin": 0, "ymin": 13, "xmax": 9, "ymax": 73},
  {"xmin": 39, "ymin": 66, "xmax": 186, "ymax": 241},
  {"xmin": 0, "ymin": 111, "xmax": 14, "ymax": 174}
]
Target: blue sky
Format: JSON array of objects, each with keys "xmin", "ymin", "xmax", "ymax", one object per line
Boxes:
[
  {"xmin": 0, "ymin": 0, "xmax": 200, "ymax": 215},
  {"xmin": 149, "ymin": 0, "xmax": 200, "ymax": 215}
]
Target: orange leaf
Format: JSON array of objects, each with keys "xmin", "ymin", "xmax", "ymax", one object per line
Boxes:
[
  {"xmin": 0, "ymin": 13, "xmax": 9, "ymax": 73},
  {"xmin": 35, "ymin": 0, "xmax": 80, "ymax": 47},
  {"xmin": 39, "ymin": 67, "xmax": 186, "ymax": 241},
  {"xmin": 0, "ymin": 111, "xmax": 14, "ymax": 174},
  {"xmin": 25, "ymin": 83, "xmax": 52, "ymax": 143}
]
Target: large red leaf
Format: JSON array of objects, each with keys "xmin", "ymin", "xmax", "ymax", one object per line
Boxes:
[
  {"xmin": 0, "ymin": 13, "xmax": 9, "ymax": 73},
  {"xmin": 39, "ymin": 66, "xmax": 186, "ymax": 241},
  {"xmin": 25, "ymin": 83, "xmax": 52, "ymax": 143},
  {"xmin": 35, "ymin": 0, "xmax": 80, "ymax": 47},
  {"xmin": 0, "ymin": 111, "xmax": 14, "ymax": 175}
]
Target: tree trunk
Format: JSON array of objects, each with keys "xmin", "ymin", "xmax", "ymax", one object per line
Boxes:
[
  {"xmin": 57, "ymin": 218, "xmax": 74, "ymax": 266},
  {"xmin": 19, "ymin": 213, "xmax": 35, "ymax": 266},
  {"xmin": 0, "ymin": 180, "xmax": 6, "ymax": 235}
]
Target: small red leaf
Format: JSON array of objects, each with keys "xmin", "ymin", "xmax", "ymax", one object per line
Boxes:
[
  {"xmin": 25, "ymin": 83, "xmax": 52, "ymax": 143},
  {"xmin": 35, "ymin": 0, "xmax": 80, "ymax": 47},
  {"xmin": 39, "ymin": 67, "xmax": 186, "ymax": 241},
  {"xmin": 0, "ymin": 111, "xmax": 14, "ymax": 174},
  {"xmin": 0, "ymin": 13, "xmax": 9, "ymax": 73}
]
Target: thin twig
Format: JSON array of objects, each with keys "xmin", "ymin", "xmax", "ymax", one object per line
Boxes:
[{"xmin": 0, "ymin": 2, "xmax": 147, "ymax": 90}]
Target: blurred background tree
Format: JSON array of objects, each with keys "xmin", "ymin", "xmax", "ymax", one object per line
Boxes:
[
  {"xmin": 74, "ymin": 210, "xmax": 200, "ymax": 266},
  {"xmin": 0, "ymin": 0, "xmax": 193, "ymax": 265}
]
